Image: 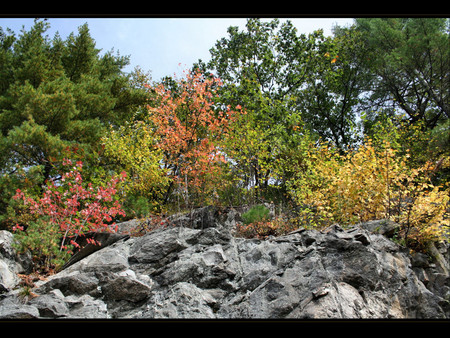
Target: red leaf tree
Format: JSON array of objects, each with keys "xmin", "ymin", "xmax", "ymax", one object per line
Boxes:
[
  {"xmin": 13, "ymin": 159, "xmax": 126, "ymax": 267},
  {"xmin": 146, "ymin": 69, "xmax": 242, "ymax": 205}
]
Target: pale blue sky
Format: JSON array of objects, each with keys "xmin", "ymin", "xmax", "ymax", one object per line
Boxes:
[{"xmin": 0, "ymin": 17, "xmax": 354, "ymax": 82}]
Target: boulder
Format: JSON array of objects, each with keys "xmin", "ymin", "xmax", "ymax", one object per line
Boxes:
[
  {"xmin": 358, "ymin": 219, "xmax": 398, "ymax": 238},
  {"xmin": 28, "ymin": 289, "xmax": 69, "ymax": 318},
  {"xmin": 0, "ymin": 297, "xmax": 40, "ymax": 319},
  {"xmin": 0, "ymin": 230, "xmax": 32, "ymax": 293},
  {"xmin": 0, "ymin": 209, "xmax": 448, "ymax": 319},
  {"xmin": 61, "ymin": 232, "xmax": 130, "ymax": 270},
  {"xmin": 168, "ymin": 206, "xmax": 220, "ymax": 229}
]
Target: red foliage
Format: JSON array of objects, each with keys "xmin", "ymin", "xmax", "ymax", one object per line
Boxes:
[
  {"xmin": 146, "ymin": 69, "xmax": 242, "ymax": 194},
  {"xmin": 13, "ymin": 159, "xmax": 126, "ymax": 252}
]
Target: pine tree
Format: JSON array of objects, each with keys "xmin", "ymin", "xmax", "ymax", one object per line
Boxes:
[{"xmin": 0, "ymin": 19, "xmax": 150, "ymax": 228}]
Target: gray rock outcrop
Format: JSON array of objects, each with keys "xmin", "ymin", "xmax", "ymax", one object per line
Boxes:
[
  {"xmin": 0, "ymin": 209, "xmax": 449, "ymax": 319},
  {"xmin": 0, "ymin": 230, "xmax": 32, "ymax": 293}
]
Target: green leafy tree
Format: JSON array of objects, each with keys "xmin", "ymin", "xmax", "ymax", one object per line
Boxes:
[
  {"xmin": 208, "ymin": 19, "xmax": 308, "ymax": 200},
  {"xmin": 299, "ymin": 25, "xmax": 372, "ymax": 149},
  {"xmin": 356, "ymin": 18, "xmax": 449, "ymax": 130}
]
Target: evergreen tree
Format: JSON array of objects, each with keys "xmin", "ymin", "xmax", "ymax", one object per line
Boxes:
[{"xmin": 0, "ymin": 19, "xmax": 150, "ymax": 228}]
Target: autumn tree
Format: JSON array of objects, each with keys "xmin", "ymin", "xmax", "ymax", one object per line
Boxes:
[
  {"xmin": 286, "ymin": 136, "xmax": 449, "ymax": 251},
  {"xmin": 147, "ymin": 69, "xmax": 241, "ymax": 207}
]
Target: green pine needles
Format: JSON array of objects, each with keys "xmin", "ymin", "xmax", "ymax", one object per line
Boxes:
[{"xmin": 241, "ymin": 205, "xmax": 271, "ymax": 225}]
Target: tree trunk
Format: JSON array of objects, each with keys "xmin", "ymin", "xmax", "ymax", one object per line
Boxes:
[{"xmin": 40, "ymin": 159, "xmax": 53, "ymax": 193}]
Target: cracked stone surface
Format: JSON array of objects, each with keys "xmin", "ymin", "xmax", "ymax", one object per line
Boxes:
[{"xmin": 1, "ymin": 210, "xmax": 449, "ymax": 319}]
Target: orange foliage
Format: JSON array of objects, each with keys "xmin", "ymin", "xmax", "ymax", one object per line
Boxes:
[{"xmin": 145, "ymin": 70, "xmax": 242, "ymax": 204}]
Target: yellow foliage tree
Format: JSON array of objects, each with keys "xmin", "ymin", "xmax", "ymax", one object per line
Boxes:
[
  {"xmin": 288, "ymin": 138, "xmax": 449, "ymax": 251},
  {"xmin": 102, "ymin": 120, "xmax": 169, "ymax": 211}
]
